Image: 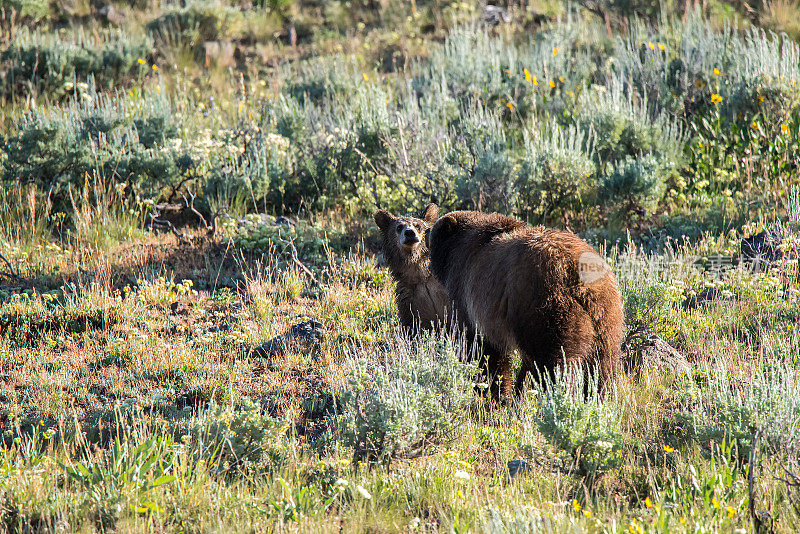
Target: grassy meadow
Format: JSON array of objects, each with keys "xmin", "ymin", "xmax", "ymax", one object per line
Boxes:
[{"xmin": 1, "ymin": 0, "xmax": 800, "ymax": 531}]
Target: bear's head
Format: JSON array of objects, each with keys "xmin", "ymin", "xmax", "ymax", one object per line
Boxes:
[{"xmin": 375, "ymin": 204, "xmax": 439, "ymax": 270}]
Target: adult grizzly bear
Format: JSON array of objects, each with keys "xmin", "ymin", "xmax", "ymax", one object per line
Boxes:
[
  {"xmin": 427, "ymin": 211, "xmax": 623, "ymax": 399},
  {"xmin": 374, "ymin": 204, "xmax": 451, "ymax": 337}
]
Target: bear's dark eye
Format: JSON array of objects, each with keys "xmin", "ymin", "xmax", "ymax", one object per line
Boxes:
[{"xmin": 396, "ymin": 224, "xmax": 403, "ymax": 234}]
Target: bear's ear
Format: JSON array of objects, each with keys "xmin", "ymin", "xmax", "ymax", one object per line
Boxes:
[
  {"xmin": 434, "ymin": 215, "xmax": 458, "ymax": 237},
  {"xmin": 420, "ymin": 203, "xmax": 439, "ymax": 224},
  {"xmin": 374, "ymin": 209, "xmax": 394, "ymax": 231}
]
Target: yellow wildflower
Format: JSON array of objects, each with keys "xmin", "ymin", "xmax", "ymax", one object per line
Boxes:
[
  {"xmin": 152, "ymin": 64, "xmax": 158, "ymax": 71},
  {"xmin": 553, "ymin": 47, "xmax": 558, "ymax": 56},
  {"xmin": 558, "ymin": 76, "xmax": 564, "ymax": 82},
  {"xmin": 727, "ymin": 506, "xmax": 735, "ymax": 517},
  {"xmin": 583, "ymin": 510, "xmax": 592, "ymax": 519},
  {"xmin": 362, "ymin": 73, "xmax": 369, "ymax": 81},
  {"xmin": 713, "ymin": 67, "xmax": 721, "ymax": 76},
  {"xmin": 549, "ymin": 80, "xmax": 556, "ymax": 88},
  {"xmin": 679, "ymin": 516, "xmax": 686, "ymax": 524},
  {"xmin": 658, "ymin": 42, "xmax": 665, "ymax": 50},
  {"xmin": 710, "ymin": 93, "xmax": 723, "ymax": 104},
  {"xmin": 506, "ymin": 102, "xmax": 514, "ymax": 110},
  {"xmin": 751, "ymin": 121, "xmax": 760, "ymax": 130},
  {"xmin": 572, "ymin": 499, "xmax": 581, "ymax": 512},
  {"xmin": 758, "ymin": 95, "xmax": 765, "ymax": 103},
  {"xmin": 781, "ymin": 123, "xmax": 789, "ymax": 133},
  {"xmin": 138, "ymin": 58, "xmax": 146, "ymax": 65},
  {"xmin": 531, "ymin": 75, "xmax": 538, "ymax": 85},
  {"xmin": 663, "ymin": 444, "xmax": 674, "ymax": 453},
  {"xmin": 712, "ymin": 497, "xmax": 720, "ymax": 508},
  {"xmin": 648, "ymin": 41, "xmax": 655, "ymax": 50},
  {"xmin": 524, "ymin": 68, "xmax": 532, "ymax": 83},
  {"xmin": 645, "ymin": 497, "xmax": 653, "ymax": 508}
]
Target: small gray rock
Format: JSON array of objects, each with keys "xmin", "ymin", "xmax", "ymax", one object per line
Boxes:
[
  {"xmin": 97, "ymin": 5, "xmax": 126, "ymax": 24},
  {"xmin": 250, "ymin": 320, "xmax": 324, "ymax": 358},
  {"xmin": 482, "ymin": 5, "xmax": 511, "ymax": 26},
  {"xmin": 170, "ymin": 301, "xmax": 189, "ymax": 316},
  {"xmin": 290, "ymin": 320, "xmax": 324, "ymax": 342},
  {"xmin": 203, "ymin": 40, "xmax": 235, "ymax": 68},
  {"xmin": 275, "ymin": 216, "xmax": 296, "ymax": 227},
  {"xmin": 634, "ymin": 336, "xmax": 692, "ymax": 375},
  {"xmin": 507, "ymin": 459, "xmax": 531, "ymax": 477},
  {"xmin": 741, "ymin": 226, "xmax": 783, "ymax": 272}
]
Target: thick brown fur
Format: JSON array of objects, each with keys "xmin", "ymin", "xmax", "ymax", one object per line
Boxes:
[
  {"xmin": 427, "ymin": 211, "xmax": 624, "ymax": 399},
  {"xmin": 374, "ymin": 204, "xmax": 451, "ymax": 337}
]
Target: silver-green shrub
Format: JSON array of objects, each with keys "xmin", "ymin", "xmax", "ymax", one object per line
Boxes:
[
  {"xmin": 598, "ymin": 154, "xmax": 670, "ymax": 222},
  {"xmin": 675, "ymin": 361, "xmax": 800, "ymax": 457},
  {"xmin": 518, "ymin": 122, "xmax": 596, "ymax": 223},
  {"xmin": 189, "ymin": 397, "xmax": 290, "ymax": 470},
  {"xmin": 336, "ymin": 331, "xmax": 479, "ymax": 465},
  {"xmin": 146, "ymin": 0, "xmax": 244, "ymax": 47},
  {"xmin": 1, "ymin": 28, "xmax": 153, "ymax": 97},
  {"xmin": 615, "ymin": 11, "xmax": 800, "ymax": 121},
  {"xmin": 0, "ymin": 82, "xmax": 189, "ymax": 217},
  {"xmin": 452, "ymin": 105, "xmax": 518, "ymax": 212},
  {"xmin": 522, "ymin": 365, "xmax": 624, "ymax": 474},
  {"xmin": 482, "ymin": 506, "xmax": 568, "ymax": 534}
]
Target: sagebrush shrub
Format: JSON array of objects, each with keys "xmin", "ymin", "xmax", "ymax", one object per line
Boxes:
[
  {"xmin": 0, "ymin": 84, "xmax": 189, "ymax": 219},
  {"xmin": 146, "ymin": 0, "xmax": 244, "ymax": 47},
  {"xmin": 335, "ymin": 331, "xmax": 478, "ymax": 465},
  {"xmin": 598, "ymin": 154, "xmax": 669, "ymax": 223},
  {"xmin": 522, "ymin": 365, "xmax": 624, "ymax": 474},
  {"xmin": 674, "ymin": 361, "xmax": 800, "ymax": 457},
  {"xmin": 189, "ymin": 397, "xmax": 289, "ymax": 470},
  {"xmin": 1, "ymin": 28, "xmax": 152, "ymax": 97},
  {"xmin": 518, "ymin": 123, "xmax": 596, "ymax": 224}
]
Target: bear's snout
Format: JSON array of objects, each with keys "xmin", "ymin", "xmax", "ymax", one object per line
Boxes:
[{"xmin": 403, "ymin": 228, "xmax": 420, "ymax": 245}]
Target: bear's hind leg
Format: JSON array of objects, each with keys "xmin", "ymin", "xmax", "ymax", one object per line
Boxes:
[{"xmin": 481, "ymin": 341, "xmax": 512, "ymax": 403}]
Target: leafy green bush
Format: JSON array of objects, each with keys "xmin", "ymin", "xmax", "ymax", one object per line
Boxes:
[
  {"xmin": 522, "ymin": 365, "xmax": 624, "ymax": 474},
  {"xmin": 335, "ymin": 332, "xmax": 478, "ymax": 465},
  {"xmin": 1, "ymin": 28, "xmax": 153, "ymax": 97},
  {"xmin": 189, "ymin": 397, "xmax": 290, "ymax": 470}
]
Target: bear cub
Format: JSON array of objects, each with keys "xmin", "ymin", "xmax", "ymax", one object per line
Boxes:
[
  {"xmin": 427, "ymin": 210, "xmax": 624, "ymax": 399},
  {"xmin": 375, "ymin": 204, "xmax": 451, "ymax": 337}
]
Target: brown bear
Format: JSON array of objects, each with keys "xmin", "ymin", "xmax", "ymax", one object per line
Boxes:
[
  {"xmin": 427, "ymin": 210, "xmax": 624, "ymax": 399},
  {"xmin": 374, "ymin": 204, "xmax": 451, "ymax": 337}
]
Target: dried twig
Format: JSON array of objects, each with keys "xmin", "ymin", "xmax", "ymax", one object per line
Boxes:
[
  {"xmin": 147, "ymin": 210, "xmax": 187, "ymax": 241},
  {"xmin": 183, "ymin": 190, "xmax": 230, "ymax": 236},
  {"xmin": 0, "ymin": 250, "xmax": 19, "ymax": 280},
  {"xmin": 275, "ymin": 230, "xmax": 318, "ymax": 285}
]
